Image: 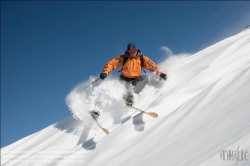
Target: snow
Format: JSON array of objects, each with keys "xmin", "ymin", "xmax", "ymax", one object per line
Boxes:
[
  {"xmin": 1, "ymin": 29, "xmax": 250, "ymax": 166},
  {"xmin": 241, "ymin": 25, "xmax": 250, "ymax": 32}
]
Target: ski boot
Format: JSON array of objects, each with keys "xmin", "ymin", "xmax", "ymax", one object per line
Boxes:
[
  {"xmin": 126, "ymin": 99, "xmax": 134, "ymax": 106},
  {"xmin": 126, "ymin": 93, "xmax": 134, "ymax": 106},
  {"xmin": 91, "ymin": 110, "xmax": 100, "ymax": 121}
]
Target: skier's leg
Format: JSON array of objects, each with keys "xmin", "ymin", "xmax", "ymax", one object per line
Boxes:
[
  {"xmin": 133, "ymin": 75, "xmax": 148, "ymax": 94},
  {"xmin": 119, "ymin": 76, "xmax": 134, "ymax": 105},
  {"xmin": 126, "ymin": 83, "xmax": 134, "ymax": 105}
]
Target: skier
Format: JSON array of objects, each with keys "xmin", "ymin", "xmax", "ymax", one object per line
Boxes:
[
  {"xmin": 99, "ymin": 42, "xmax": 167, "ymax": 106},
  {"xmin": 91, "ymin": 43, "xmax": 166, "ymax": 123}
]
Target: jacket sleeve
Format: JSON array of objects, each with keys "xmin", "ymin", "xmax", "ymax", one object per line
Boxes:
[
  {"xmin": 142, "ymin": 55, "xmax": 163, "ymax": 75},
  {"xmin": 103, "ymin": 55, "xmax": 123, "ymax": 75}
]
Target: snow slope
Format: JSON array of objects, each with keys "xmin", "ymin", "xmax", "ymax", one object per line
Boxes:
[{"xmin": 1, "ymin": 29, "xmax": 250, "ymax": 166}]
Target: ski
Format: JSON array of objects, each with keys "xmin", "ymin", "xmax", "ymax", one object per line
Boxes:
[
  {"xmin": 125, "ymin": 102, "xmax": 158, "ymax": 118},
  {"xmin": 90, "ymin": 111, "xmax": 109, "ymax": 135},
  {"xmin": 95, "ymin": 120, "xmax": 109, "ymax": 135}
]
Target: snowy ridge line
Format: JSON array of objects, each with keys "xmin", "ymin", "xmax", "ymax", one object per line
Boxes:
[{"xmin": 240, "ymin": 25, "xmax": 250, "ymax": 33}]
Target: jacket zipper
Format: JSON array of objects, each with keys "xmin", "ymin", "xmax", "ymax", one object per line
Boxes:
[{"xmin": 130, "ymin": 59, "xmax": 133, "ymax": 77}]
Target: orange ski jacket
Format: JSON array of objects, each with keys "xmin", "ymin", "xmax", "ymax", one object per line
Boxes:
[{"xmin": 103, "ymin": 52, "xmax": 162, "ymax": 78}]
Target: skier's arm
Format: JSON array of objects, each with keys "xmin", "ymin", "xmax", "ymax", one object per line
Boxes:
[
  {"xmin": 143, "ymin": 56, "xmax": 167, "ymax": 80},
  {"xmin": 103, "ymin": 56, "xmax": 123, "ymax": 75},
  {"xmin": 142, "ymin": 56, "xmax": 161, "ymax": 74}
]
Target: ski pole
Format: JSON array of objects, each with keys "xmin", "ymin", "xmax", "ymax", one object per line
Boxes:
[{"xmin": 91, "ymin": 78, "xmax": 100, "ymax": 84}]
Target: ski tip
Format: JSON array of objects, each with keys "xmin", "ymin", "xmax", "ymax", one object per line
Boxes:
[
  {"xmin": 149, "ymin": 112, "xmax": 158, "ymax": 118},
  {"xmin": 102, "ymin": 128, "xmax": 109, "ymax": 135}
]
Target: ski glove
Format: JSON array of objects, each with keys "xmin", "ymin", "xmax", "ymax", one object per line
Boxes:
[
  {"xmin": 100, "ymin": 73, "xmax": 107, "ymax": 80},
  {"xmin": 159, "ymin": 73, "xmax": 167, "ymax": 81}
]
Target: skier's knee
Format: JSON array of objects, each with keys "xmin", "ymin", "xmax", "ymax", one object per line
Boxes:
[{"xmin": 141, "ymin": 75, "xmax": 148, "ymax": 83}]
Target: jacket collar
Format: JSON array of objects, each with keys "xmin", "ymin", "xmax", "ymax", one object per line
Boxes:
[{"xmin": 123, "ymin": 49, "xmax": 142, "ymax": 58}]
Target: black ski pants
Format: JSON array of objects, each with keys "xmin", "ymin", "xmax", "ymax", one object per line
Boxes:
[{"xmin": 119, "ymin": 75, "xmax": 148, "ymax": 94}]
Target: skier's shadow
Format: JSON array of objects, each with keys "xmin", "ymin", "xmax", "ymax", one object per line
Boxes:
[
  {"xmin": 82, "ymin": 138, "xmax": 96, "ymax": 150},
  {"xmin": 79, "ymin": 113, "xmax": 145, "ymax": 150},
  {"xmin": 76, "ymin": 125, "xmax": 97, "ymax": 150},
  {"xmin": 132, "ymin": 113, "xmax": 145, "ymax": 132},
  {"xmin": 119, "ymin": 113, "xmax": 145, "ymax": 132}
]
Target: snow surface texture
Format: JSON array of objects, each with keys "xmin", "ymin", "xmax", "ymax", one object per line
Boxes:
[{"xmin": 1, "ymin": 29, "xmax": 250, "ymax": 166}]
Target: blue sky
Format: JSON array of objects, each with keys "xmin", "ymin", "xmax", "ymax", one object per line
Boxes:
[{"xmin": 1, "ymin": 1, "xmax": 250, "ymax": 147}]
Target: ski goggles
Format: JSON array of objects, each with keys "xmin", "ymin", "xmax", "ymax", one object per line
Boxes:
[{"xmin": 127, "ymin": 48, "xmax": 138, "ymax": 56}]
